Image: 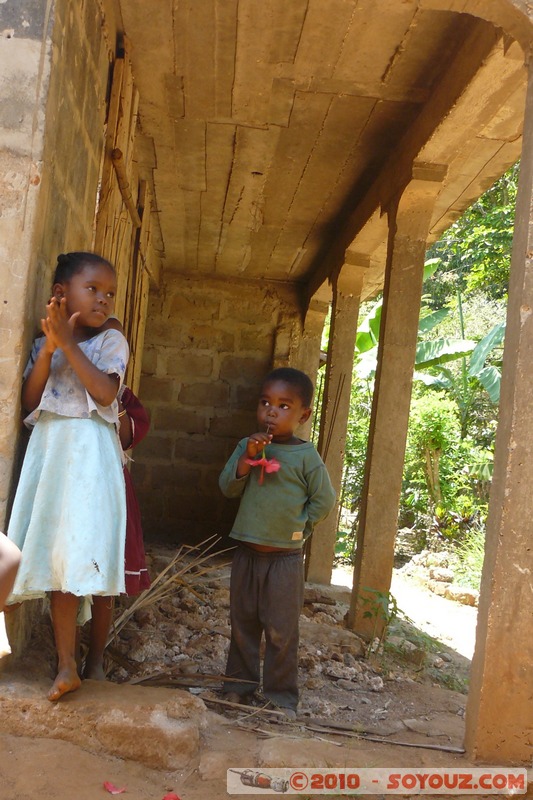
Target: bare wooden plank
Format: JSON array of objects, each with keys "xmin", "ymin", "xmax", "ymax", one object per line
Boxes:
[
  {"xmin": 115, "ymin": 52, "xmax": 135, "ymax": 163},
  {"xmin": 231, "ymin": 0, "xmax": 274, "ymax": 126},
  {"xmin": 266, "ymin": 97, "xmax": 420, "ymax": 281},
  {"xmin": 126, "ymin": 88, "xmax": 140, "ymax": 177},
  {"xmin": 334, "ymin": 0, "xmax": 418, "ymax": 83},
  {"xmin": 95, "ymin": 57, "xmax": 125, "ymax": 252},
  {"xmin": 183, "ymin": 190, "xmax": 203, "ymax": 272},
  {"xmin": 292, "ymin": 0, "xmax": 358, "ymax": 81},
  {"xmin": 215, "ymin": 125, "xmax": 281, "ymax": 273},
  {"xmin": 285, "ymin": 95, "xmax": 376, "ymax": 222},
  {"xmin": 144, "ymin": 231, "xmax": 161, "ymax": 287},
  {"xmin": 317, "ymin": 98, "xmax": 420, "ymax": 225},
  {"xmin": 138, "ymin": 181, "xmax": 152, "ymax": 258},
  {"xmin": 182, "ymin": 0, "xmax": 217, "ymax": 120},
  {"xmin": 268, "ymin": 79, "xmax": 297, "ymax": 127},
  {"xmin": 268, "ymin": 94, "xmax": 377, "ymax": 277},
  {"xmin": 381, "ymin": 10, "xmax": 473, "ymax": 94},
  {"xmin": 111, "ymin": 148, "xmax": 141, "ymax": 228},
  {"xmin": 278, "ymin": 76, "xmax": 428, "ymax": 105},
  {"xmin": 248, "ymin": 91, "xmax": 337, "ymax": 268},
  {"xmin": 198, "ymin": 122, "xmax": 237, "ymax": 272},
  {"xmin": 109, "ymin": 209, "xmax": 134, "ymax": 315},
  {"xmin": 170, "ymin": 0, "xmax": 239, "ymax": 122},
  {"xmin": 128, "ymin": 267, "xmax": 150, "ymax": 395},
  {"xmin": 122, "ymin": 182, "xmax": 150, "ymax": 353},
  {"xmin": 214, "ymin": 0, "xmax": 238, "ymax": 118},
  {"xmin": 155, "ymin": 158, "xmax": 187, "ymax": 269},
  {"xmin": 269, "ymin": 0, "xmax": 308, "ymax": 64},
  {"xmin": 164, "ymin": 73, "xmax": 185, "ymax": 120}
]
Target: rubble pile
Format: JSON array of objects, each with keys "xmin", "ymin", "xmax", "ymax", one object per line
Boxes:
[{"xmin": 104, "ymin": 546, "xmax": 468, "ymax": 743}]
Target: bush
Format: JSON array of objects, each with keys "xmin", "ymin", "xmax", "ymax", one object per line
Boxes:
[
  {"xmin": 451, "ymin": 526, "xmax": 486, "ymax": 590},
  {"xmin": 401, "ymin": 393, "xmax": 489, "ymax": 546}
]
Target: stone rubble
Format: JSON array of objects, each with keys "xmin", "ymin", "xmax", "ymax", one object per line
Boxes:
[
  {"xmin": 103, "ymin": 547, "xmax": 469, "ymax": 747},
  {"xmin": 398, "ymin": 549, "xmax": 479, "ymax": 607}
]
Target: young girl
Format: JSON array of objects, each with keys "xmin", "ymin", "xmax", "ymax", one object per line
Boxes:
[{"xmin": 7, "ymin": 252, "xmax": 129, "ymax": 702}]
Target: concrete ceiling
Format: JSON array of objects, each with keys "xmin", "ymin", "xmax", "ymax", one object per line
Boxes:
[{"xmin": 117, "ymin": 1, "xmax": 531, "ymax": 299}]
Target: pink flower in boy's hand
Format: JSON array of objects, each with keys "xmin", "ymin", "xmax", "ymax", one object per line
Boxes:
[
  {"xmin": 245, "ymin": 455, "xmax": 281, "ymax": 485},
  {"xmin": 263, "ymin": 457, "xmax": 281, "ymax": 474}
]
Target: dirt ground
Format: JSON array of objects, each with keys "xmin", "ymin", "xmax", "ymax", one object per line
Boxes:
[{"xmin": 0, "ymin": 546, "xmax": 525, "ymax": 800}]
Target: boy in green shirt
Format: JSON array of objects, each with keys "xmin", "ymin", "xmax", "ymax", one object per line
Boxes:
[{"xmin": 219, "ymin": 367, "xmax": 336, "ymax": 717}]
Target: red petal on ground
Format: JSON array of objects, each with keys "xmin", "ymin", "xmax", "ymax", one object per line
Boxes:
[
  {"xmin": 162, "ymin": 794, "xmax": 181, "ymax": 800},
  {"xmin": 103, "ymin": 781, "xmax": 127, "ymax": 794}
]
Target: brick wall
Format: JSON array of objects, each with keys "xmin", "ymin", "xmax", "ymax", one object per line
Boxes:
[
  {"xmin": 134, "ymin": 274, "xmax": 305, "ymax": 544},
  {"xmin": 0, "ymin": 0, "xmax": 119, "ymax": 525}
]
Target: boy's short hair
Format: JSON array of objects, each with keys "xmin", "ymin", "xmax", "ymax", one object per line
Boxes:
[{"xmin": 262, "ymin": 367, "xmax": 314, "ymax": 408}]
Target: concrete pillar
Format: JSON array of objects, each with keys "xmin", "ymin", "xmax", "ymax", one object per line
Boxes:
[
  {"xmin": 296, "ymin": 297, "xmax": 330, "ymax": 442},
  {"xmin": 306, "ymin": 265, "xmax": 365, "ymax": 584},
  {"xmin": 347, "ymin": 165, "xmax": 446, "ymax": 636},
  {"xmin": 464, "ymin": 61, "xmax": 533, "ymax": 766}
]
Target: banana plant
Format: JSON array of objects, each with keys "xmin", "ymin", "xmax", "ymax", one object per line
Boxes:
[{"xmin": 354, "ymin": 260, "xmax": 505, "ymax": 425}]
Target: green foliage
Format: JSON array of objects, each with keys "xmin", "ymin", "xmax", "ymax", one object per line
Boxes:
[
  {"xmin": 331, "ymin": 164, "xmax": 516, "ymax": 564},
  {"xmin": 403, "ymin": 393, "xmax": 463, "ymax": 517},
  {"xmin": 402, "ymin": 394, "xmax": 490, "ymax": 543},
  {"xmin": 335, "ymin": 371, "xmax": 373, "ymax": 560},
  {"xmin": 451, "ymin": 527, "xmax": 486, "ymax": 590},
  {"xmin": 360, "ymin": 589, "xmax": 404, "ymax": 657},
  {"xmin": 427, "ymin": 162, "xmax": 518, "ymax": 302},
  {"xmin": 408, "ymin": 394, "xmax": 459, "ymax": 455}
]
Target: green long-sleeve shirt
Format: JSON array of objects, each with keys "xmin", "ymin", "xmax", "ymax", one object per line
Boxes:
[{"xmin": 219, "ymin": 438, "xmax": 336, "ymax": 549}]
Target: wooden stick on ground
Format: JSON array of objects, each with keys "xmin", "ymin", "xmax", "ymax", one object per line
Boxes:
[
  {"xmin": 304, "ymin": 719, "xmax": 466, "ymax": 753},
  {"xmin": 203, "ymin": 696, "xmax": 286, "ymax": 718}
]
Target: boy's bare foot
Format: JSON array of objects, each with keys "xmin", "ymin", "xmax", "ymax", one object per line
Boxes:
[{"xmin": 47, "ymin": 666, "xmax": 82, "ymax": 701}]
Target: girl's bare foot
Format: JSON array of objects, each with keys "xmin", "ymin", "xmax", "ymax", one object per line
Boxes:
[{"xmin": 47, "ymin": 664, "xmax": 81, "ymax": 701}]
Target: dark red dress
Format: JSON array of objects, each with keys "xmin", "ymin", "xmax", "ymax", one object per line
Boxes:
[{"xmin": 121, "ymin": 387, "xmax": 151, "ymax": 595}]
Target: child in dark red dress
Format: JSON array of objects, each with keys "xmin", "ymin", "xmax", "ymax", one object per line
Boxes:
[
  {"xmin": 119, "ymin": 386, "xmax": 151, "ymax": 596},
  {"xmin": 83, "ymin": 385, "xmax": 151, "ymax": 679}
]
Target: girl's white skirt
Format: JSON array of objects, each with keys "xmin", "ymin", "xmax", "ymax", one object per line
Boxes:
[{"xmin": 7, "ymin": 412, "xmax": 126, "ymax": 622}]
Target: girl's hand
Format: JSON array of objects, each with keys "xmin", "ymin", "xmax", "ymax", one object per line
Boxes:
[
  {"xmin": 41, "ymin": 298, "xmax": 80, "ymax": 352},
  {"xmin": 245, "ymin": 431, "xmax": 273, "ymax": 459}
]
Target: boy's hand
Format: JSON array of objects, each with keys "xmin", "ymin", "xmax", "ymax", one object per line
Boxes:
[
  {"xmin": 236, "ymin": 432, "xmax": 273, "ymax": 479},
  {"xmin": 245, "ymin": 431, "xmax": 273, "ymax": 459}
]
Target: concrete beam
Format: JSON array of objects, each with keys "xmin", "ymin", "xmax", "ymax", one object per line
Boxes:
[
  {"xmin": 306, "ymin": 18, "xmax": 501, "ymax": 303},
  {"xmin": 418, "ymin": 0, "xmax": 533, "ymax": 54}
]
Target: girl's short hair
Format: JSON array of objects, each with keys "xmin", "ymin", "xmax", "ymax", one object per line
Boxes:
[
  {"xmin": 262, "ymin": 367, "xmax": 314, "ymax": 408},
  {"xmin": 53, "ymin": 252, "xmax": 115, "ymax": 284}
]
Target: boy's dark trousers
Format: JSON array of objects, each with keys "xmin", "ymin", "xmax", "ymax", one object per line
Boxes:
[{"xmin": 224, "ymin": 543, "xmax": 304, "ymax": 711}]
